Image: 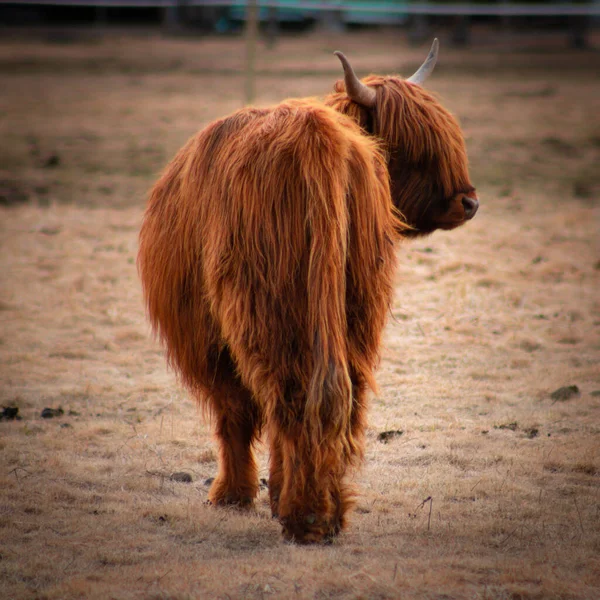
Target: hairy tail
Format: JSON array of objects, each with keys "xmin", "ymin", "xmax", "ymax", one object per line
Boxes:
[
  {"xmin": 301, "ymin": 126, "xmax": 353, "ymax": 453},
  {"xmin": 298, "ymin": 105, "xmax": 399, "ymax": 462}
]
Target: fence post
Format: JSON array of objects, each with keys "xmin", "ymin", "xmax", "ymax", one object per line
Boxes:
[
  {"xmin": 451, "ymin": 16, "xmax": 471, "ymax": 46},
  {"xmin": 163, "ymin": 5, "xmax": 181, "ymax": 33},
  {"xmin": 266, "ymin": 6, "xmax": 278, "ymax": 48},
  {"xmin": 245, "ymin": 0, "xmax": 259, "ymax": 105},
  {"xmin": 569, "ymin": 16, "xmax": 588, "ymax": 49}
]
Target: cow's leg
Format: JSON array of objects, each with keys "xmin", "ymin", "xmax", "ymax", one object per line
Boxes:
[
  {"xmin": 208, "ymin": 386, "xmax": 261, "ymax": 507},
  {"xmin": 268, "ymin": 439, "xmax": 284, "ymax": 519},
  {"xmin": 270, "ymin": 369, "xmax": 367, "ymax": 542},
  {"xmin": 205, "ymin": 351, "xmax": 262, "ymax": 508},
  {"xmin": 330, "ymin": 371, "xmax": 368, "ymax": 533},
  {"xmin": 268, "ymin": 402, "xmax": 354, "ymax": 544},
  {"xmin": 276, "ymin": 428, "xmax": 351, "ymax": 544}
]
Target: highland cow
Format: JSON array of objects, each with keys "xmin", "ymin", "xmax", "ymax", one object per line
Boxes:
[{"xmin": 138, "ymin": 40, "xmax": 478, "ymax": 543}]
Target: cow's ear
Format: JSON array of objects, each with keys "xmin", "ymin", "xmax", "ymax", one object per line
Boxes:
[
  {"xmin": 361, "ymin": 106, "xmax": 375, "ymax": 134},
  {"xmin": 353, "ymin": 103, "xmax": 375, "ymax": 135}
]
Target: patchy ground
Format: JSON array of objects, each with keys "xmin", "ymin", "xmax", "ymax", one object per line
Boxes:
[{"xmin": 0, "ymin": 27, "xmax": 599, "ymax": 600}]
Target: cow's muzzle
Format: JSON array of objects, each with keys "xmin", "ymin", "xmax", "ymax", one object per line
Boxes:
[{"xmin": 462, "ymin": 195, "xmax": 479, "ymax": 220}]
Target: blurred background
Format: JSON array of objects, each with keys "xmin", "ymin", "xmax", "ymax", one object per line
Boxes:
[
  {"xmin": 0, "ymin": 0, "xmax": 597, "ymax": 49},
  {"xmin": 0, "ymin": 0, "xmax": 598, "ymax": 212},
  {"xmin": 1, "ymin": 5, "xmax": 599, "ymax": 597},
  {"xmin": 1, "ymin": 1, "xmax": 598, "ymax": 60}
]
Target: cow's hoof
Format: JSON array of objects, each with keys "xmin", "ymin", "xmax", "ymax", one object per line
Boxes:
[
  {"xmin": 281, "ymin": 515, "xmax": 339, "ymax": 544},
  {"xmin": 208, "ymin": 495, "xmax": 255, "ymax": 509},
  {"xmin": 207, "ymin": 483, "xmax": 256, "ymax": 509},
  {"xmin": 269, "ymin": 494, "xmax": 280, "ymax": 520}
]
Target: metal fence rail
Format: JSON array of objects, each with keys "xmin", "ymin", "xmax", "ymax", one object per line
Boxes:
[{"xmin": 1, "ymin": 0, "xmax": 599, "ymax": 17}]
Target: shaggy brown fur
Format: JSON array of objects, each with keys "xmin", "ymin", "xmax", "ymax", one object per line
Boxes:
[{"xmin": 138, "ymin": 68, "xmax": 476, "ymax": 543}]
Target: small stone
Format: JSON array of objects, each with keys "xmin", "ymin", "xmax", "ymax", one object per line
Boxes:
[
  {"xmin": 519, "ymin": 339, "xmax": 541, "ymax": 352},
  {"xmin": 41, "ymin": 407, "xmax": 64, "ymax": 419},
  {"xmin": 0, "ymin": 407, "xmax": 21, "ymax": 421},
  {"xmin": 41, "ymin": 153, "xmax": 60, "ymax": 168},
  {"xmin": 573, "ymin": 181, "xmax": 592, "ymax": 199},
  {"xmin": 377, "ymin": 429, "xmax": 404, "ymax": 443},
  {"xmin": 0, "ymin": 180, "xmax": 29, "ymax": 206},
  {"xmin": 494, "ymin": 422, "xmax": 518, "ymax": 431},
  {"xmin": 170, "ymin": 472, "xmax": 192, "ymax": 483},
  {"xmin": 39, "ymin": 226, "xmax": 62, "ymax": 236},
  {"xmin": 550, "ymin": 385, "xmax": 580, "ymax": 402},
  {"xmin": 524, "ymin": 427, "xmax": 539, "ymax": 439}
]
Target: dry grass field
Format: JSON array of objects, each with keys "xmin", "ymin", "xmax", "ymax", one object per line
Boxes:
[{"xmin": 1, "ymin": 26, "xmax": 599, "ymax": 599}]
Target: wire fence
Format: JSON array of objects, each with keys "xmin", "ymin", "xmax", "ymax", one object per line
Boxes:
[{"xmin": 1, "ymin": 0, "xmax": 599, "ymax": 17}]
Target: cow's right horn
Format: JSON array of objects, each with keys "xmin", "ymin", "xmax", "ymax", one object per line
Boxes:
[
  {"xmin": 334, "ymin": 51, "xmax": 377, "ymax": 109},
  {"xmin": 407, "ymin": 38, "xmax": 439, "ymax": 85}
]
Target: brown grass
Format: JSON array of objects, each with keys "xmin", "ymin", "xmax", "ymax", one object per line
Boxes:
[{"xmin": 1, "ymin": 27, "xmax": 599, "ymax": 599}]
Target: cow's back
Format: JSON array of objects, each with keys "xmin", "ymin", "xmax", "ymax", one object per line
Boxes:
[{"xmin": 138, "ymin": 99, "xmax": 397, "ymax": 419}]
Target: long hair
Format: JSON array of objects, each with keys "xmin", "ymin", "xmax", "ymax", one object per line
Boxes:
[{"xmin": 138, "ymin": 98, "xmax": 401, "ymax": 459}]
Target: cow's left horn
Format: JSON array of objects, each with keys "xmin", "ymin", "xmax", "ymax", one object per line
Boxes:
[
  {"xmin": 407, "ymin": 38, "xmax": 439, "ymax": 86},
  {"xmin": 334, "ymin": 51, "xmax": 377, "ymax": 109}
]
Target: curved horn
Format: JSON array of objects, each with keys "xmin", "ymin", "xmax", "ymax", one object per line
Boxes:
[
  {"xmin": 333, "ymin": 51, "xmax": 376, "ymax": 109},
  {"xmin": 407, "ymin": 38, "xmax": 439, "ymax": 85}
]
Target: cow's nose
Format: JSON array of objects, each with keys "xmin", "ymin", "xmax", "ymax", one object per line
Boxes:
[{"xmin": 462, "ymin": 196, "xmax": 479, "ymax": 219}]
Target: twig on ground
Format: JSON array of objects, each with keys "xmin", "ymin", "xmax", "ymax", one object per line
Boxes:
[
  {"xmin": 62, "ymin": 555, "xmax": 76, "ymax": 573},
  {"xmin": 145, "ymin": 469, "xmax": 168, "ymax": 480},
  {"xmin": 350, "ymin": 570, "xmax": 377, "ymax": 583},
  {"xmin": 498, "ymin": 469, "xmax": 510, "ymax": 492},
  {"xmin": 9, "ymin": 466, "xmax": 31, "ymax": 481},
  {"xmin": 573, "ymin": 497, "xmax": 585, "ymax": 537},
  {"xmin": 417, "ymin": 496, "xmax": 433, "ymax": 531},
  {"xmin": 499, "ymin": 526, "xmax": 519, "ymax": 547},
  {"xmin": 115, "ymin": 433, "xmax": 139, "ymax": 455},
  {"xmin": 144, "ymin": 567, "xmax": 173, "ymax": 592}
]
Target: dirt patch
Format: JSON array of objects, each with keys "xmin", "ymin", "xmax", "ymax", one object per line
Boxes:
[{"xmin": 0, "ymin": 179, "xmax": 29, "ymax": 206}]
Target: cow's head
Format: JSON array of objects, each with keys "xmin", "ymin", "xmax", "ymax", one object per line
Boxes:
[{"xmin": 329, "ymin": 40, "xmax": 478, "ymax": 237}]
